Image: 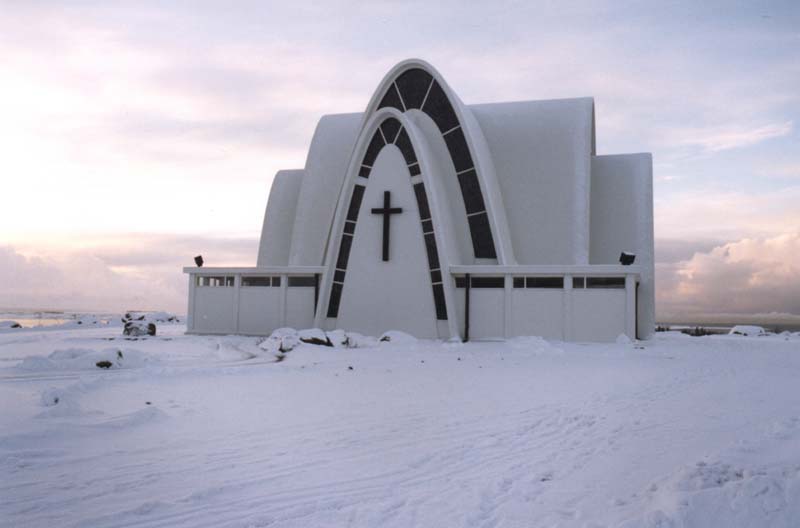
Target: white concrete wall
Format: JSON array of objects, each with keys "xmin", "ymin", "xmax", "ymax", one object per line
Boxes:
[
  {"xmin": 458, "ymin": 103, "xmax": 515, "ymax": 264},
  {"xmin": 571, "ymin": 290, "xmax": 627, "ymax": 342},
  {"xmin": 407, "ymin": 111, "xmax": 475, "ymax": 265},
  {"xmin": 238, "ymin": 287, "xmax": 282, "ymax": 334},
  {"xmin": 187, "ymin": 270, "xmax": 321, "ymax": 336},
  {"xmin": 447, "ymin": 268, "xmax": 637, "ymax": 342},
  {"xmin": 469, "ymin": 288, "xmax": 505, "ymax": 339},
  {"xmin": 257, "ymin": 170, "xmax": 304, "ymax": 267},
  {"xmin": 590, "ymin": 154, "xmax": 655, "ymax": 338},
  {"xmin": 286, "ymin": 287, "xmax": 316, "ymax": 329},
  {"xmin": 336, "ymin": 146, "xmax": 440, "ymax": 338},
  {"xmin": 511, "ymin": 289, "xmax": 565, "ymax": 340},
  {"xmin": 289, "ymin": 113, "xmax": 363, "ymax": 266},
  {"xmin": 193, "ymin": 285, "xmax": 237, "ymax": 334},
  {"xmin": 186, "ymin": 267, "xmax": 633, "ymax": 342},
  {"xmin": 470, "ymin": 98, "xmax": 594, "ymax": 265}
]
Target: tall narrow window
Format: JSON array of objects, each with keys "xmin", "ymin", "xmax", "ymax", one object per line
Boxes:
[
  {"xmin": 377, "ymin": 68, "xmax": 497, "ymax": 259},
  {"xmin": 327, "ymin": 117, "xmax": 448, "ymax": 320}
]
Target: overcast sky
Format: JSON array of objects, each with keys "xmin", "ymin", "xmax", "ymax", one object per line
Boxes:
[{"xmin": 1, "ymin": 1, "xmax": 798, "ymax": 322}]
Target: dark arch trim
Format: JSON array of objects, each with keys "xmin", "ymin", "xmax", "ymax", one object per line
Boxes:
[
  {"xmin": 327, "ymin": 117, "xmax": 447, "ymax": 321},
  {"xmin": 377, "ymin": 68, "xmax": 497, "ymax": 259}
]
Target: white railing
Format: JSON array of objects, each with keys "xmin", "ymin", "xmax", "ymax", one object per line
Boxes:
[
  {"xmin": 184, "ymin": 264, "xmax": 641, "ymax": 341},
  {"xmin": 448, "ymin": 264, "xmax": 641, "ymax": 275},
  {"xmin": 447, "ymin": 265, "xmax": 640, "ymax": 341},
  {"xmin": 184, "ymin": 267, "xmax": 325, "ymax": 334},
  {"xmin": 182, "ymin": 266, "xmax": 326, "ymax": 275}
]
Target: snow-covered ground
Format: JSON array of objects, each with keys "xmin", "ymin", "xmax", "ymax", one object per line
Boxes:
[{"xmin": 1, "ymin": 325, "xmax": 799, "ymax": 528}]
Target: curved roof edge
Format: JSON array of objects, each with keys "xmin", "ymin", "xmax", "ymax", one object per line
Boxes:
[
  {"xmin": 360, "ymin": 58, "xmax": 514, "ymax": 264},
  {"xmin": 257, "ymin": 169, "xmax": 304, "ymax": 267},
  {"xmin": 315, "ymin": 106, "xmax": 461, "ymax": 339},
  {"xmin": 287, "ymin": 112, "xmax": 362, "ymax": 266},
  {"xmin": 469, "ymin": 96, "xmax": 596, "ymax": 265}
]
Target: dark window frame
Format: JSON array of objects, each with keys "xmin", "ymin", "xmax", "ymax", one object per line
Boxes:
[
  {"xmin": 326, "ymin": 116, "xmax": 449, "ymax": 321},
  {"xmin": 288, "ymin": 276, "xmax": 316, "ymax": 287},
  {"xmin": 470, "ymin": 277, "xmax": 505, "ymax": 288},
  {"xmin": 197, "ymin": 276, "xmax": 235, "ymax": 287},
  {"xmin": 376, "ymin": 72, "xmax": 497, "ymax": 261},
  {"xmin": 241, "ymin": 276, "xmax": 273, "ymax": 287},
  {"xmin": 586, "ymin": 277, "xmax": 626, "ymax": 289},
  {"xmin": 527, "ymin": 277, "xmax": 564, "ymax": 289}
]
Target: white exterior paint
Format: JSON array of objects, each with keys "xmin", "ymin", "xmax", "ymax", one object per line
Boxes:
[
  {"xmin": 192, "ymin": 285, "xmax": 237, "ymax": 334},
  {"xmin": 184, "ymin": 59, "xmax": 654, "ymax": 343},
  {"xmin": 572, "ymin": 289, "xmax": 627, "ymax": 342},
  {"xmin": 185, "ymin": 266, "xmax": 641, "ymax": 342},
  {"xmin": 336, "ymin": 146, "xmax": 440, "ymax": 338},
  {"xmin": 288, "ymin": 113, "xmax": 362, "ymax": 267},
  {"xmin": 361, "ymin": 59, "xmax": 514, "ymax": 265},
  {"xmin": 257, "ymin": 169, "xmax": 303, "ymax": 266},
  {"xmin": 186, "ymin": 268, "xmax": 323, "ymax": 336},
  {"xmin": 510, "ymin": 289, "xmax": 565, "ymax": 340},
  {"xmin": 590, "ymin": 154, "xmax": 655, "ymax": 339},
  {"xmin": 313, "ymin": 108, "xmax": 460, "ymax": 339},
  {"xmin": 469, "ymin": 287, "xmax": 505, "ymax": 339},
  {"xmin": 238, "ymin": 287, "xmax": 282, "ymax": 334},
  {"xmin": 407, "ymin": 111, "xmax": 474, "ymax": 265},
  {"xmin": 470, "ymin": 98, "xmax": 594, "ymax": 265},
  {"xmin": 285, "ymin": 287, "xmax": 316, "ymax": 330}
]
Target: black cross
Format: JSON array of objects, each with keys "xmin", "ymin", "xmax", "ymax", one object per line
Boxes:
[{"xmin": 371, "ymin": 191, "xmax": 403, "ymax": 261}]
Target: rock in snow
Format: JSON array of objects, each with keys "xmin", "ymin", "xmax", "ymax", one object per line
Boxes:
[
  {"xmin": 325, "ymin": 329, "xmax": 349, "ymax": 347},
  {"xmin": 16, "ymin": 347, "xmax": 154, "ymax": 371},
  {"xmin": 123, "ymin": 321, "xmax": 156, "ymax": 337},
  {"xmin": 259, "ymin": 328, "xmax": 388, "ymax": 353},
  {"xmin": 120, "ymin": 312, "xmax": 182, "ymax": 337},
  {"xmin": 122, "ymin": 312, "xmax": 158, "ymax": 337},
  {"xmin": 0, "ymin": 320, "xmax": 22, "ymax": 329},
  {"xmin": 379, "ymin": 330, "xmax": 418, "ymax": 344},
  {"xmin": 258, "ymin": 328, "xmax": 302, "ymax": 357},
  {"xmin": 298, "ymin": 328, "xmax": 332, "ymax": 347},
  {"xmin": 40, "ymin": 387, "xmax": 65, "ymax": 407},
  {"xmin": 124, "ymin": 311, "xmax": 181, "ymax": 323},
  {"xmin": 324, "ymin": 329, "xmax": 380, "ymax": 348},
  {"xmin": 75, "ymin": 314, "xmax": 100, "ymax": 326}
]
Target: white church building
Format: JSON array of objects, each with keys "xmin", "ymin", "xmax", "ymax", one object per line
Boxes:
[{"xmin": 184, "ymin": 59, "xmax": 654, "ymax": 342}]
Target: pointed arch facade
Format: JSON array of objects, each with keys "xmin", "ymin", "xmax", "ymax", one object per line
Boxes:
[
  {"xmin": 315, "ymin": 108, "xmax": 460, "ymax": 338},
  {"xmin": 361, "ymin": 60, "xmax": 513, "ymax": 263}
]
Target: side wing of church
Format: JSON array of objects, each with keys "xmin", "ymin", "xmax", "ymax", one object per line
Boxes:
[{"xmin": 184, "ymin": 59, "xmax": 654, "ymax": 342}]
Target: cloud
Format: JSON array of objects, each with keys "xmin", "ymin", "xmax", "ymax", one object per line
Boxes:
[
  {"xmin": 655, "ymin": 186, "xmax": 800, "ymax": 240},
  {"xmin": 663, "ymin": 121, "xmax": 793, "ymax": 153},
  {"xmin": 0, "ymin": 246, "xmax": 179, "ymax": 313},
  {"xmin": 3, "ymin": 1, "xmax": 796, "ymax": 170},
  {"xmin": 758, "ymin": 162, "xmax": 800, "ymax": 180},
  {"xmin": 1, "ymin": 1, "xmax": 799, "ymax": 321},
  {"xmin": 657, "ymin": 233, "xmax": 800, "ymax": 322},
  {"xmin": 0, "ymin": 235, "xmax": 258, "ymax": 313},
  {"xmin": 655, "ymin": 238, "xmax": 730, "ymax": 264},
  {"xmin": 4, "ymin": 230, "xmax": 800, "ymax": 325}
]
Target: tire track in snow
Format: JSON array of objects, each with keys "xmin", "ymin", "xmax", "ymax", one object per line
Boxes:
[{"xmin": 59, "ymin": 402, "xmax": 618, "ymax": 528}]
